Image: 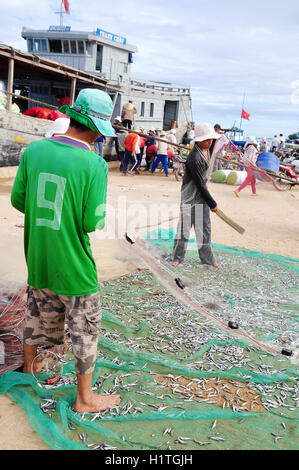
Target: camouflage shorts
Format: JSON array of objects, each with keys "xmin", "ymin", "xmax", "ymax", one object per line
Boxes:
[{"xmin": 24, "ymin": 286, "xmax": 101, "ymax": 375}]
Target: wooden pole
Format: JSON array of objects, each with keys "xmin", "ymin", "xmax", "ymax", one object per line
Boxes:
[
  {"xmin": 70, "ymin": 77, "xmax": 76, "ymax": 106},
  {"xmin": 2, "ymin": 90, "xmax": 58, "ymax": 109},
  {"xmin": 215, "ymin": 209, "xmax": 245, "ymax": 234},
  {"xmin": 217, "ymin": 156, "xmax": 299, "ymax": 185},
  {"xmin": 6, "ymin": 57, "xmax": 14, "ymax": 111},
  {"xmin": 113, "ymin": 124, "xmax": 191, "ymax": 151}
]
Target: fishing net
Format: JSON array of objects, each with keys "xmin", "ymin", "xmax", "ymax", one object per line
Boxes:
[
  {"xmin": 0, "ymin": 283, "xmax": 27, "ymax": 375},
  {"xmin": 0, "ymin": 234, "xmax": 298, "ymax": 450}
]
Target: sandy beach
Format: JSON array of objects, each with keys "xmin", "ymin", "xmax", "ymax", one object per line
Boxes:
[{"xmin": 0, "ymin": 167, "xmax": 298, "ymax": 450}]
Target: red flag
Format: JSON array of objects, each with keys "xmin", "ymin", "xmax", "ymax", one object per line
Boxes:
[
  {"xmin": 62, "ymin": 0, "xmax": 70, "ymax": 14},
  {"xmin": 241, "ymin": 109, "xmax": 250, "ymax": 120}
]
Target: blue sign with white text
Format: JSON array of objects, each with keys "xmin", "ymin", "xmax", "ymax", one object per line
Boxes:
[
  {"xmin": 49, "ymin": 25, "xmax": 71, "ymax": 32},
  {"xmin": 96, "ymin": 28, "xmax": 127, "ymax": 45}
]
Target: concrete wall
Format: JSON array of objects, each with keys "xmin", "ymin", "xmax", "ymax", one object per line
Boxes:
[
  {"xmin": 101, "ymin": 45, "xmax": 131, "ymax": 84},
  {"xmin": 119, "ymin": 91, "xmax": 191, "ymax": 131}
]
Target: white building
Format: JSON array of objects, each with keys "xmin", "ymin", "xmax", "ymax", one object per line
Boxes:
[{"xmin": 21, "ymin": 25, "xmax": 192, "ymax": 130}]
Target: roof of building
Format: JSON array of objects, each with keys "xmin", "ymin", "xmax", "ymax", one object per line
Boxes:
[
  {"xmin": 0, "ymin": 42, "xmax": 123, "ymax": 93},
  {"xmin": 21, "ymin": 28, "xmax": 138, "ymax": 53}
]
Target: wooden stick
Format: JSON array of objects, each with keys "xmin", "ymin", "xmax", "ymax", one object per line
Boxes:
[
  {"xmin": 217, "ymin": 156, "xmax": 299, "ymax": 186},
  {"xmin": 2, "ymin": 90, "xmax": 58, "ymax": 109},
  {"xmin": 215, "ymin": 209, "xmax": 245, "ymax": 234},
  {"xmin": 113, "ymin": 124, "xmax": 191, "ymax": 151}
]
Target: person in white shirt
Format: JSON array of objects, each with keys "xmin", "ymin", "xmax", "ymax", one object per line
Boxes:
[
  {"xmin": 151, "ymin": 131, "xmax": 170, "ymax": 176},
  {"xmin": 167, "ymin": 129, "xmax": 177, "ymax": 150},
  {"xmin": 279, "ymin": 134, "xmax": 286, "ymax": 149},
  {"xmin": 134, "ymin": 132, "xmax": 142, "ymax": 174},
  {"xmin": 186, "ymin": 127, "xmax": 195, "ymax": 144},
  {"xmin": 259, "ymin": 137, "xmax": 268, "ymax": 153},
  {"xmin": 271, "ymin": 135, "xmax": 280, "ymax": 152}
]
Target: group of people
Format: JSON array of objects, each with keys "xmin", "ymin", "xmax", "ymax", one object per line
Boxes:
[
  {"xmin": 10, "ymin": 86, "xmax": 231, "ymax": 415},
  {"xmin": 258, "ymin": 134, "xmax": 286, "ymax": 153},
  {"xmin": 120, "ymin": 128, "xmax": 178, "ymax": 177},
  {"xmin": 271, "ymin": 134, "xmax": 286, "ymax": 152},
  {"xmin": 94, "ymin": 113, "xmax": 179, "ymax": 177}
]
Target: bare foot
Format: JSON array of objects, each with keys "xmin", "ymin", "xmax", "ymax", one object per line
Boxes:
[
  {"xmin": 213, "ymin": 262, "xmax": 222, "ymax": 268},
  {"xmin": 74, "ymin": 393, "xmax": 121, "ymax": 414},
  {"xmin": 251, "ymin": 193, "xmax": 259, "ymax": 196},
  {"xmin": 170, "ymin": 260, "xmax": 179, "ymax": 267},
  {"xmin": 233, "ymin": 189, "xmax": 239, "ymax": 198}
]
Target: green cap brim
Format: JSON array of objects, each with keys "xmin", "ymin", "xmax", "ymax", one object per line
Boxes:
[{"xmin": 59, "ymin": 105, "xmax": 115, "ymax": 137}]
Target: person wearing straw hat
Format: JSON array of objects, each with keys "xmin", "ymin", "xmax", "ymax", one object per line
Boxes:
[
  {"xmin": 121, "ymin": 100, "xmax": 137, "ymax": 129},
  {"xmin": 170, "ymin": 123, "xmax": 221, "ymax": 268},
  {"xmin": 11, "ymin": 88, "xmax": 121, "ymax": 414}
]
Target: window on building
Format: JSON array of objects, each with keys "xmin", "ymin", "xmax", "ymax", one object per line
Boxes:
[
  {"xmin": 77, "ymin": 41, "xmax": 84, "ymax": 54},
  {"xmin": 34, "ymin": 39, "xmax": 47, "ymax": 53},
  {"xmin": 123, "ymin": 63, "xmax": 128, "ymax": 74},
  {"xmin": 63, "ymin": 40, "xmax": 70, "ymax": 53},
  {"xmin": 140, "ymin": 101, "xmax": 145, "ymax": 117},
  {"xmin": 49, "ymin": 40, "xmax": 62, "ymax": 53},
  {"xmin": 27, "ymin": 39, "xmax": 33, "ymax": 52},
  {"xmin": 96, "ymin": 45, "xmax": 103, "ymax": 71},
  {"xmin": 85, "ymin": 42, "xmax": 92, "ymax": 55},
  {"xmin": 70, "ymin": 40, "xmax": 77, "ymax": 54},
  {"xmin": 150, "ymin": 103, "xmax": 154, "ymax": 117},
  {"xmin": 41, "ymin": 40, "xmax": 47, "ymax": 52}
]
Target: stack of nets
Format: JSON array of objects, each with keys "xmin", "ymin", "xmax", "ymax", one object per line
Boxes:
[{"xmin": 0, "ymin": 284, "xmax": 26, "ymax": 376}]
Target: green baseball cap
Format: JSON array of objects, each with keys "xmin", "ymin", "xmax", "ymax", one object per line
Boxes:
[{"xmin": 59, "ymin": 88, "xmax": 115, "ymax": 137}]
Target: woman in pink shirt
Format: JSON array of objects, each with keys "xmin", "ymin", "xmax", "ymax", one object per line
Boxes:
[{"xmin": 234, "ymin": 137, "xmax": 259, "ymax": 197}]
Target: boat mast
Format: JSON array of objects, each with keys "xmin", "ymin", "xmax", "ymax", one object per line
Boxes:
[
  {"xmin": 239, "ymin": 89, "xmax": 246, "ymax": 133},
  {"xmin": 60, "ymin": 1, "xmax": 63, "ymax": 27},
  {"xmin": 55, "ymin": 1, "xmax": 64, "ymax": 26}
]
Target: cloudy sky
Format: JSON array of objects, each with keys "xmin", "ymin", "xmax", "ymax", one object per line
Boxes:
[{"xmin": 1, "ymin": 0, "xmax": 299, "ymax": 138}]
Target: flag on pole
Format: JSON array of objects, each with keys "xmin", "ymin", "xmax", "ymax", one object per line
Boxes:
[
  {"xmin": 62, "ymin": 0, "xmax": 70, "ymax": 14},
  {"xmin": 241, "ymin": 109, "xmax": 250, "ymax": 120}
]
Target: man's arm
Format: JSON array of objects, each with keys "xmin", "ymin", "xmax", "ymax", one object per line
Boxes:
[
  {"xmin": 11, "ymin": 150, "xmax": 27, "ymax": 213},
  {"xmin": 83, "ymin": 158, "xmax": 108, "ymax": 233}
]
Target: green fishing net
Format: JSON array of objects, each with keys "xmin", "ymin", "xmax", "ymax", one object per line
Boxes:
[{"xmin": 0, "ymin": 231, "xmax": 298, "ymax": 450}]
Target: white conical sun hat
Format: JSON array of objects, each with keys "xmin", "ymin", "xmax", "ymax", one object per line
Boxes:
[{"xmin": 194, "ymin": 123, "xmax": 221, "ymax": 142}]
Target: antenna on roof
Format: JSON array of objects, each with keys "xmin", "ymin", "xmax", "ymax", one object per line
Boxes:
[{"xmin": 55, "ymin": 1, "xmax": 70, "ymax": 27}]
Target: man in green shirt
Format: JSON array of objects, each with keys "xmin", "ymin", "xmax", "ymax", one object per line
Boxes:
[{"xmin": 11, "ymin": 89, "xmax": 121, "ymax": 413}]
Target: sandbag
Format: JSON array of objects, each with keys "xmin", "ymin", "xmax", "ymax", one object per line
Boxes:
[
  {"xmin": 226, "ymin": 171, "xmax": 247, "ymax": 185},
  {"xmin": 211, "ymin": 170, "xmax": 231, "ymax": 183}
]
